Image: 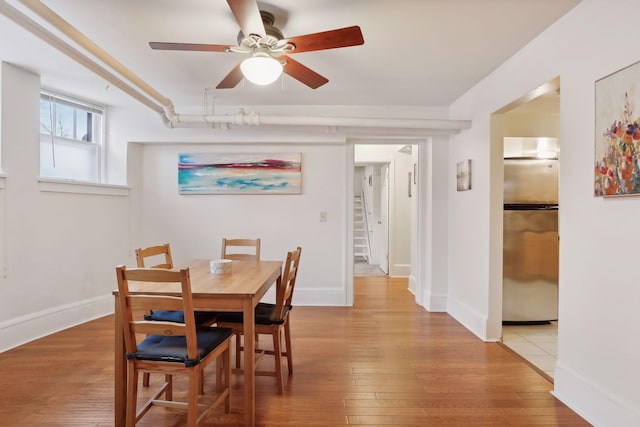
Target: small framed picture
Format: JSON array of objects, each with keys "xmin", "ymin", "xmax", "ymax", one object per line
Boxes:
[{"xmin": 456, "ymin": 159, "xmax": 472, "ymax": 191}]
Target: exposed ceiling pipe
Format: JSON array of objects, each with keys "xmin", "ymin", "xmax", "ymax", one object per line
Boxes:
[
  {"xmin": 0, "ymin": 0, "xmax": 168, "ymax": 122},
  {"xmin": 18, "ymin": 0, "xmax": 174, "ymax": 111},
  {"xmin": 10, "ymin": 0, "xmax": 472, "ymax": 134},
  {"xmin": 169, "ymin": 109, "xmax": 470, "ymax": 132}
]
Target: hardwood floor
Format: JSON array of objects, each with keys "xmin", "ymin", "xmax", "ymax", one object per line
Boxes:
[{"xmin": 0, "ymin": 276, "xmax": 590, "ymax": 426}]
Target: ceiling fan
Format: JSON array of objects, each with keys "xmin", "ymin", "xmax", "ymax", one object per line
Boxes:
[{"xmin": 149, "ymin": 0, "xmax": 364, "ymax": 89}]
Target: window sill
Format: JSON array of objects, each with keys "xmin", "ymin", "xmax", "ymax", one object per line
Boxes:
[
  {"xmin": 0, "ymin": 174, "xmax": 6, "ymax": 189},
  {"xmin": 38, "ymin": 178, "xmax": 129, "ymax": 196}
]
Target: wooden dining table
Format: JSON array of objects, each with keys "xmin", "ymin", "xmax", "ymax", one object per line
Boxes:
[{"xmin": 113, "ymin": 259, "xmax": 283, "ymax": 427}]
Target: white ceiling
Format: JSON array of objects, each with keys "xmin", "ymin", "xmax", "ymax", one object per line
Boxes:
[{"xmin": 0, "ymin": 0, "xmax": 581, "ymax": 112}]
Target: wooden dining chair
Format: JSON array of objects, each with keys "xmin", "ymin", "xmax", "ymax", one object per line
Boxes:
[
  {"xmin": 135, "ymin": 243, "xmax": 173, "ymax": 269},
  {"xmin": 115, "ymin": 265, "xmax": 232, "ymax": 427},
  {"xmin": 221, "ymin": 238, "xmax": 261, "ymax": 260},
  {"xmin": 135, "ymin": 243, "xmax": 217, "ymax": 388},
  {"xmin": 216, "ymin": 246, "xmax": 301, "ymax": 394}
]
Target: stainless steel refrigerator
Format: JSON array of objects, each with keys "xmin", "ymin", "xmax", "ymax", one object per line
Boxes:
[{"xmin": 503, "ymin": 158, "xmax": 559, "ymax": 322}]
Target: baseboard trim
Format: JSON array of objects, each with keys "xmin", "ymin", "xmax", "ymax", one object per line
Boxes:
[
  {"xmin": 447, "ymin": 296, "xmax": 488, "ymax": 340},
  {"xmin": 262, "ymin": 287, "xmax": 349, "ymax": 306},
  {"xmin": 390, "ymin": 264, "xmax": 411, "ymax": 277},
  {"xmin": 552, "ymin": 361, "xmax": 640, "ymax": 427},
  {"xmin": 424, "ymin": 292, "xmax": 447, "ymax": 312},
  {"xmin": 0, "ymin": 295, "xmax": 113, "ymax": 353}
]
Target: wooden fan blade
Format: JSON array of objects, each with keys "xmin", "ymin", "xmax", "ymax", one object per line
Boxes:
[
  {"xmin": 284, "ymin": 26, "xmax": 364, "ymax": 54},
  {"xmin": 227, "ymin": 0, "xmax": 266, "ymax": 39},
  {"xmin": 281, "ymin": 55, "xmax": 328, "ymax": 89},
  {"xmin": 216, "ymin": 63, "xmax": 244, "ymax": 89},
  {"xmin": 149, "ymin": 42, "xmax": 230, "ymax": 52}
]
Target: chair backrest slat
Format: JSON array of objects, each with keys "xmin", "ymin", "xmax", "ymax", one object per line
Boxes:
[
  {"xmin": 133, "ymin": 321, "xmax": 187, "ymax": 337},
  {"xmin": 125, "ymin": 267, "xmax": 182, "ymax": 283},
  {"xmin": 127, "ymin": 294, "xmax": 184, "ymax": 311},
  {"xmin": 221, "ymin": 238, "xmax": 261, "ymax": 261},
  {"xmin": 135, "ymin": 243, "xmax": 173, "ymax": 269}
]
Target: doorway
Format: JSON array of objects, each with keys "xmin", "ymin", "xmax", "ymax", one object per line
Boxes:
[
  {"xmin": 352, "ymin": 144, "xmax": 417, "ymax": 280},
  {"xmin": 491, "ymin": 78, "xmax": 561, "ymax": 380},
  {"xmin": 354, "ymin": 163, "xmax": 389, "ymax": 276}
]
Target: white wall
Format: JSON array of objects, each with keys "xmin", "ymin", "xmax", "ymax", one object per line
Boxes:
[
  {"xmin": 421, "ymin": 135, "xmax": 449, "ymax": 311},
  {"xmin": 448, "ymin": 0, "xmax": 640, "ymax": 425},
  {"xmin": 132, "ymin": 142, "xmax": 348, "ymax": 306},
  {"xmin": 0, "ymin": 63, "xmax": 131, "ymax": 351},
  {"xmin": 354, "ymin": 166, "xmax": 364, "ymax": 196}
]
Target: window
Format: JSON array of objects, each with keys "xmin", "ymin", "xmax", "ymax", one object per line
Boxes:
[{"xmin": 40, "ymin": 91, "xmax": 104, "ymax": 182}]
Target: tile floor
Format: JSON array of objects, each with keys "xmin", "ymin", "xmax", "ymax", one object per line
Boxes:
[{"xmin": 501, "ymin": 321, "xmax": 558, "ymax": 379}]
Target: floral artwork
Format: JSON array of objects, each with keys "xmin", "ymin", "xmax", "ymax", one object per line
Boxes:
[
  {"xmin": 594, "ymin": 61, "xmax": 640, "ymax": 196},
  {"xmin": 178, "ymin": 153, "xmax": 301, "ymax": 194}
]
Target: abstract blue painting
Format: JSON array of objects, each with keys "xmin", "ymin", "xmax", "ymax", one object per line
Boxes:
[{"xmin": 178, "ymin": 153, "xmax": 302, "ymax": 194}]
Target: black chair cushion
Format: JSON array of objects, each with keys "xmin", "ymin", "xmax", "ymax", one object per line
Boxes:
[
  {"xmin": 216, "ymin": 302, "xmax": 292, "ymax": 325},
  {"xmin": 144, "ymin": 310, "xmax": 217, "ymax": 325},
  {"xmin": 127, "ymin": 326, "xmax": 233, "ymax": 367}
]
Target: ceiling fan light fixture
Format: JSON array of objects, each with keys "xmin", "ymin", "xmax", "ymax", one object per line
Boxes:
[{"xmin": 240, "ymin": 53, "xmax": 282, "ymax": 85}]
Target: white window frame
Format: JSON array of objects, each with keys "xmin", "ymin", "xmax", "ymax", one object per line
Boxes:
[{"xmin": 39, "ymin": 90, "xmax": 106, "ymax": 183}]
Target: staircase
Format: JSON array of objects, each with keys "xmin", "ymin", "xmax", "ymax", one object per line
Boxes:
[{"xmin": 354, "ymin": 193, "xmax": 371, "ymax": 263}]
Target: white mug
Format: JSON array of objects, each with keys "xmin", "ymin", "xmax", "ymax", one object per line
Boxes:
[{"xmin": 210, "ymin": 259, "xmax": 232, "ymax": 274}]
